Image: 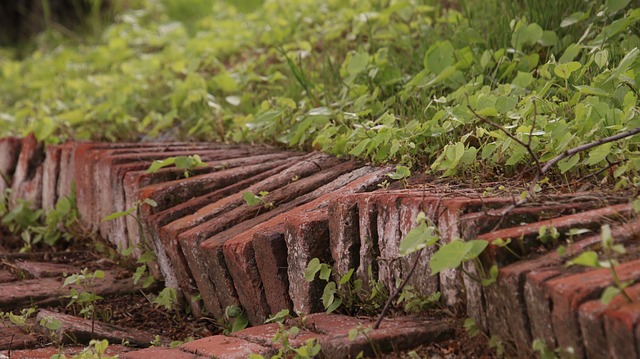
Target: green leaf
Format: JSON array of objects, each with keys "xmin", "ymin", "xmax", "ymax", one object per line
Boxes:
[
  {"xmin": 243, "ymin": 192, "xmax": 261, "ymax": 206},
  {"xmin": 399, "ymin": 222, "xmax": 439, "ymax": 256},
  {"xmin": 322, "ymin": 282, "xmax": 337, "ymax": 309},
  {"xmin": 587, "ymin": 143, "xmax": 612, "ymax": 165},
  {"xmin": 349, "ymin": 138, "xmax": 371, "ymax": 156},
  {"xmin": 557, "ymin": 155, "xmax": 580, "ymax": 174},
  {"xmin": 600, "ymin": 286, "xmax": 621, "ymax": 304},
  {"xmin": 387, "ymin": 165, "xmax": 411, "ymax": 180},
  {"xmin": 347, "ymin": 51, "xmax": 370, "ymax": 76},
  {"xmin": 304, "ymin": 258, "xmax": 321, "ymax": 282},
  {"xmin": 567, "ymin": 251, "xmax": 601, "ymax": 268},
  {"xmin": 606, "ymin": 0, "xmax": 631, "ymax": 14},
  {"xmin": 594, "ymin": 50, "xmax": 609, "ymax": 69},
  {"xmin": 424, "ymin": 41, "xmax": 455, "ymax": 74},
  {"xmin": 319, "ymin": 264, "xmax": 332, "ymax": 281},
  {"xmin": 429, "ymin": 240, "xmax": 489, "ymax": 275},
  {"xmin": 511, "ymin": 23, "xmax": 543, "ymax": 49},
  {"xmin": 101, "ymin": 207, "xmax": 135, "ymax": 222},
  {"xmin": 560, "ymin": 12, "xmax": 587, "ymax": 27},
  {"xmin": 147, "ymin": 158, "xmax": 176, "ymax": 174}
]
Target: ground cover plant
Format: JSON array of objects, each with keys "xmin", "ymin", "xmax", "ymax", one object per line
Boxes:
[{"xmin": 0, "ymin": 0, "xmax": 638, "ymax": 188}]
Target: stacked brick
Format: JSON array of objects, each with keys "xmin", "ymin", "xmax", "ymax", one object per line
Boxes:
[{"xmin": 2, "ymin": 135, "xmax": 640, "ymax": 357}]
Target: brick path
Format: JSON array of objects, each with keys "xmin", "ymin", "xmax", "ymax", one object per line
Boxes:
[{"xmin": 1, "ymin": 135, "xmax": 639, "ymax": 357}]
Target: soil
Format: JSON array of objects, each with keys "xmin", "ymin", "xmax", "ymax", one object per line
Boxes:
[{"xmin": 0, "ymin": 215, "xmax": 500, "ymax": 358}]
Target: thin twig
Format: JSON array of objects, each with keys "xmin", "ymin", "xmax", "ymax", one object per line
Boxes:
[
  {"xmin": 466, "ymin": 100, "xmax": 542, "ymax": 174},
  {"xmin": 577, "ymin": 159, "xmax": 628, "ymax": 183},
  {"xmin": 373, "ymin": 247, "xmax": 424, "ymax": 330}
]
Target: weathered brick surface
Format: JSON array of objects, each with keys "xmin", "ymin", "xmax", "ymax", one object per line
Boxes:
[
  {"xmin": 14, "ymin": 261, "xmax": 79, "ymax": 278},
  {"xmin": 286, "ymin": 209, "xmax": 330, "ymax": 315},
  {"xmin": 180, "ymin": 159, "xmax": 362, "ymax": 319},
  {"xmin": 578, "ymin": 282, "xmax": 640, "ymax": 358},
  {"xmin": 320, "ymin": 316, "xmax": 455, "ymax": 359},
  {"xmin": 231, "ymin": 322, "xmax": 321, "ymax": 349},
  {"xmin": 547, "ymin": 259, "xmax": 640, "ymax": 358},
  {"xmin": 0, "ymin": 325, "xmax": 39, "ymax": 350},
  {"xmin": 603, "ymin": 302, "xmax": 640, "ymax": 359},
  {"xmin": 179, "ymin": 335, "xmax": 273, "ymax": 358},
  {"xmin": 10, "ymin": 134, "xmax": 45, "ymax": 208},
  {"xmin": 0, "ymin": 269, "xmax": 14, "ymax": 283},
  {"xmin": 41, "ymin": 145, "xmax": 62, "ymax": 211},
  {"xmin": 0, "ymin": 136, "xmax": 21, "ymax": 194},
  {"xmin": 36, "ymin": 309, "xmax": 156, "ymax": 346},
  {"xmin": 121, "ymin": 347, "xmax": 209, "ymax": 359},
  {"xmin": 252, "ymin": 228, "xmax": 292, "ymax": 315},
  {"xmin": 1, "ymin": 345, "xmax": 131, "ymax": 359},
  {"xmin": 218, "ymin": 166, "xmax": 389, "ymax": 323},
  {"xmin": 328, "ymin": 195, "xmax": 360, "ymax": 277}
]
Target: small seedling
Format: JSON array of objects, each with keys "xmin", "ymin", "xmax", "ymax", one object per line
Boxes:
[
  {"xmin": 146, "ymin": 155, "xmax": 207, "ymax": 178},
  {"xmin": 220, "ymin": 305, "xmax": 249, "ymax": 335},
  {"xmin": 387, "ymin": 165, "xmax": 411, "ymax": 188},
  {"xmin": 63, "ymin": 268, "xmax": 105, "ymax": 333},
  {"xmin": 567, "ymin": 224, "xmax": 634, "ymax": 304},
  {"xmin": 243, "ymin": 191, "xmax": 274, "ymax": 209}
]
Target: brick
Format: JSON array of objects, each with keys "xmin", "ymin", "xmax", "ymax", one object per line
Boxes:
[
  {"xmin": 319, "ymin": 316, "xmax": 454, "ymax": 358},
  {"xmin": 0, "ymin": 269, "xmax": 14, "ymax": 283},
  {"xmin": 0, "ymin": 325, "xmax": 39, "ymax": 350},
  {"xmin": 0, "ymin": 137, "xmax": 21, "ymax": 195},
  {"xmin": 485, "ymin": 219, "xmax": 640, "ymax": 350},
  {"xmin": 578, "ymin": 282, "xmax": 640, "ymax": 358},
  {"xmin": 302, "ymin": 313, "xmax": 373, "ymax": 335},
  {"xmin": 547, "ymin": 259, "xmax": 640, "ymax": 358},
  {"xmin": 121, "ymin": 347, "xmax": 209, "ymax": 359},
  {"xmin": 252, "ymin": 228, "xmax": 293, "ymax": 315},
  {"xmin": 73, "ymin": 143, "xmax": 216, "ymax": 232},
  {"xmin": 179, "ymin": 335, "xmax": 272, "ymax": 359},
  {"xmin": 231, "ymin": 322, "xmax": 321, "ymax": 349},
  {"xmin": 0, "ymin": 345, "xmax": 131, "ymax": 359},
  {"xmin": 355, "ymin": 195, "xmax": 379, "ymax": 296},
  {"xmin": 0, "ymin": 270, "xmax": 142, "ymax": 310},
  {"xmin": 328, "ymin": 195, "xmax": 360, "ymax": 278},
  {"xmin": 41, "ymin": 145, "xmax": 62, "ymax": 211},
  {"xmin": 286, "ymin": 209, "xmax": 330, "ymax": 315},
  {"xmin": 14, "ymin": 261, "xmax": 79, "ymax": 278},
  {"xmin": 35, "ymin": 309, "xmax": 156, "ymax": 346},
  {"xmin": 94, "ymin": 148, "xmax": 241, "ymax": 249},
  {"xmin": 0, "ymin": 277, "xmax": 65, "ymax": 309},
  {"xmin": 10, "ymin": 134, "xmax": 45, "ymax": 209},
  {"xmin": 604, "ymin": 302, "xmax": 640, "ymax": 359},
  {"xmin": 145, "ymin": 162, "xmax": 293, "ymax": 297},
  {"xmin": 108, "ymin": 147, "xmax": 280, "ymax": 252},
  {"xmin": 178, "ymin": 156, "xmax": 352, "ymax": 318},
  {"xmin": 523, "ymin": 268, "xmax": 564, "ymax": 349},
  {"xmin": 55, "ymin": 141, "xmax": 76, "ymax": 201},
  {"xmin": 124, "ymin": 152, "xmax": 297, "ymax": 256}
]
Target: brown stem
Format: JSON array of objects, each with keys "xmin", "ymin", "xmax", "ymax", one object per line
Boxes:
[{"xmin": 373, "ymin": 248, "xmax": 423, "ymax": 330}]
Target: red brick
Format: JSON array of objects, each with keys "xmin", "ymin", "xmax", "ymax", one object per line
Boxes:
[
  {"xmin": 0, "ymin": 269, "xmax": 14, "ymax": 283},
  {"xmin": 1, "ymin": 345, "xmax": 131, "ymax": 359},
  {"xmin": 0, "ymin": 137, "xmax": 21, "ymax": 195},
  {"xmin": 603, "ymin": 302, "xmax": 640, "ymax": 359},
  {"xmin": 302, "ymin": 313, "xmax": 373, "ymax": 335},
  {"xmin": 252, "ymin": 228, "xmax": 292, "ymax": 315},
  {"xmin": 144, "ymin": 163, "xmax": 292, "ymax": 302},
  {"xmin": 319, "ymin": 316, "xmax": 454, "ymax": 358},
  {"xmin": 121, "ymin": 347, "xmax": 209, "ymax": 359},
  {"xmin": 285, "ymin": 209, "xmax": 330, "ymax": 315},
  {"xmin": 55, "ymin": 141, "xmax": 76, "ymax": 202},
  {"xmin": 328, "ymin": 195, "xmax": 360, "ymax": 278},
  {"xmin": 41, "ymin": 145, "xmax": 62, "ymax": 211},
  {"xmin": 14, "ymin": 261, "xmax": 79, "ymax": 278},
  {"xmin": 355, "ymin": 194, "xmax": 380, "ymax": 296},
  {"xmin": 218, "ymin": 166, "xmax": 385, "ymax": 324},
  {"xmin": 0, "ymin": 277, "xmax": 65, "ymax": 309},
  {"xmin": 35, "ymin": 309, "xmax": 156, "ymax": 346},
  {"xmin": 178, "ymin": 157, "xmax": 354, "ymax": 318},
  {"xmin": 231, "ymin": 322, "xmax": 321, "ymax": 349},
  {"xmin": 546, "ymin": 259, "xmax": 640, "ymax": 358},
  {"xmin": 179, "ymin": 335, "xmax": 272, "ymax": 358},
  {"xmin": 0, "ymin": 325, "xmax": 39, "ymax": 350},
  {"xmin": 578, "ymin": 282, "xmax": 640, "ymax": 358},
  {"xmin": 10, "ymin": 134, "xmax": 45, "ymax": 209}
]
